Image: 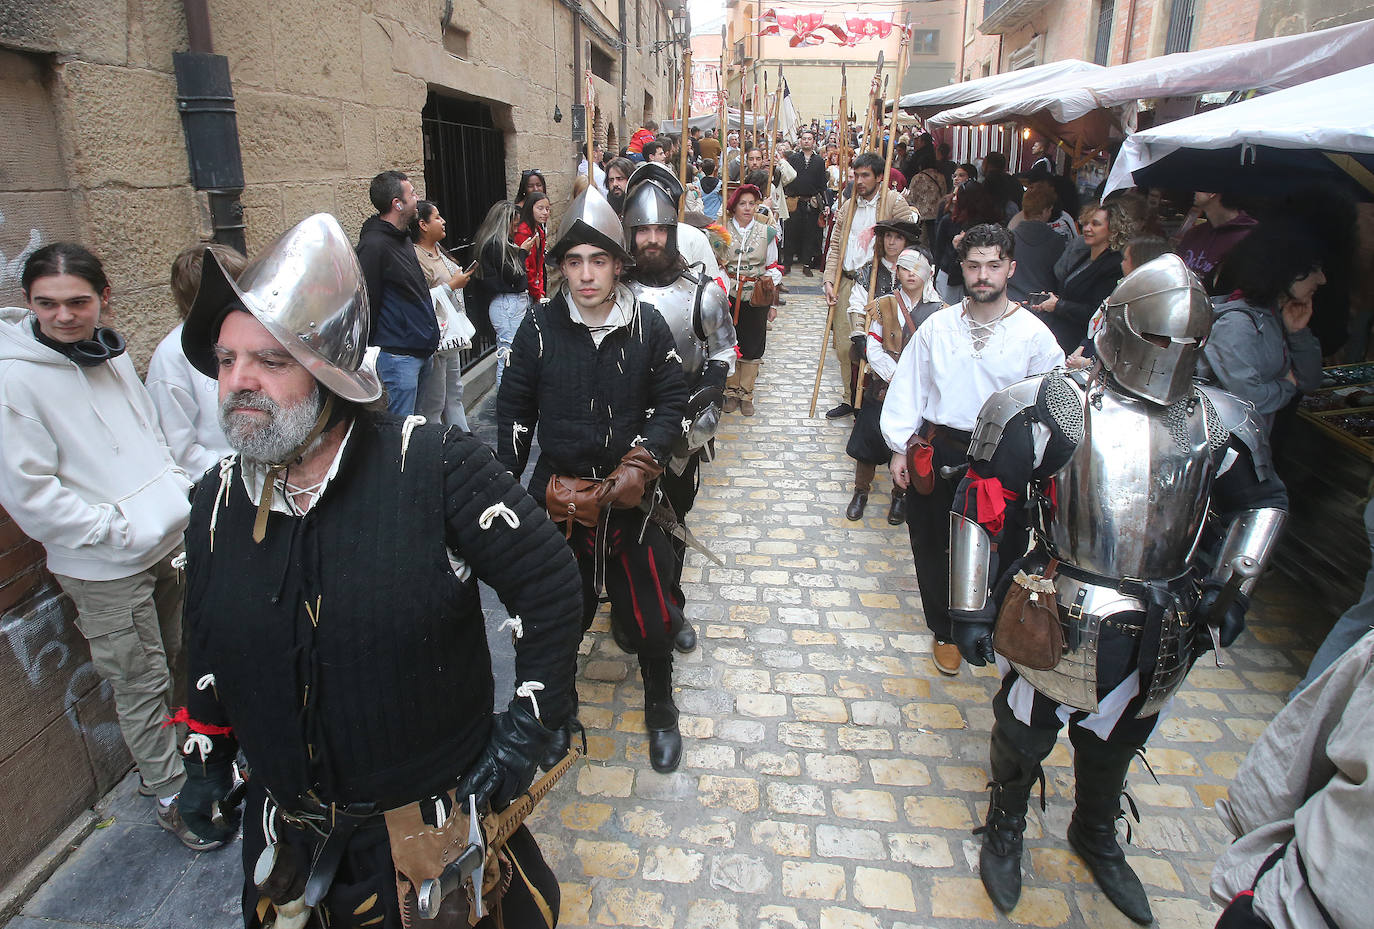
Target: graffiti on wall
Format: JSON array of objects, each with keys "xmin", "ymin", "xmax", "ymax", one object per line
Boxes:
[
  {"xmin": 1, "ymin": 583, "xmax": 123, "ymax": 754},
  {"xmin": 0, "ymin": 210, "xmax": 44, "ymax": 304}
]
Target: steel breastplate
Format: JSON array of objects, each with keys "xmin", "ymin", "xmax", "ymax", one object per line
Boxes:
[
  {"xmin": 1045, "ymin": 386, "xmax": 1215, "ymax": 580},
  {"xmin": 631, "ymin": 274, "xmax": 707, "ymax": 383}
]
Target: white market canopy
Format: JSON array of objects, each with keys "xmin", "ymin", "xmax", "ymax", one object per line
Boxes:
[
  {"xmin": 1103, "ymin": 62, "xmax": 1374, "ymax": 200},
  {"xmin": 897, "ymin": 59, "xmax": 1104, "ymax": 119},
  {"xmin": 660, "ymin": 109, "xmax": 767, "ymax": 134},
  {"xmin": 926, "ymin": 19, "xmax": 1374, "ymax": 148}
]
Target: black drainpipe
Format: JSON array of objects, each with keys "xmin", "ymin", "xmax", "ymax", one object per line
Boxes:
[
  {"xmin": 618, "ymin": 0, "xmax": 628, "ymax": 143},
  {"xmin": 174, "ymin": 0, "xmax": 247, "ymax": 253}
]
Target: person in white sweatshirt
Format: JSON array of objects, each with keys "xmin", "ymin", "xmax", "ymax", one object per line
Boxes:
[
  {"xmin": 0, "ymin": 244, "xmax": 210, "ymax": 851},
  {"xmin": 145, "ymin": 243, "xmax": 245, "ymax": 477}
]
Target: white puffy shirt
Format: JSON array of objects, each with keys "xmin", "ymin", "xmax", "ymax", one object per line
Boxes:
[{"xmin": 880, "ymin": 302, "xmax": 1065, "ymax": 452}]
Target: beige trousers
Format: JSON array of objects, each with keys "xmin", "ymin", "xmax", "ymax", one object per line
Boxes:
[
  {"xmin": 55, "ymin": 549, "xmax": 186, "ymax": 799},
  {"xmin": 830, "ymin": 276, "xmax": 857, "ymax": 400}
]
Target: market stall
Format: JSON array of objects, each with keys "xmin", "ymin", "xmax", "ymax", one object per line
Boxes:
[
  {"xmin": 924, "ymin": 19, "xmax": 1374, "ymax": 150},
  {"xmin": 1103, "ymin": 63, "xmax": 1374, "ymax": 200},
  {"xmin": 896, "ymin": 59, "xmax": 1103, "ymax": 120}
]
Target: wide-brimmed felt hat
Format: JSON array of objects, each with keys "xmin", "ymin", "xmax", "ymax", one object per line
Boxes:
[{"xmin": 873, "ymin": 220, "xmax": 922, "ymax": 245}]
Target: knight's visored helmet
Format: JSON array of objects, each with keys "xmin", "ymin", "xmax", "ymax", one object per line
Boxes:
[
  {"xmin": 183, "ymin": 212, "xmax": 382, "ymax": 403},
  {"xmin": 623, "ymin": 161, "xmax": 683, "ymax": 233},
  {"xmin": 1093, "ymin": 253, "xmax": 1211, "ymax": 406},
  {"xmin": 548, "ymin": 185, "xmax": 633, "ymax": 264}
]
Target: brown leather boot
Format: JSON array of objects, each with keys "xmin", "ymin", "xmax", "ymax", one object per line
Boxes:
[{"xmin": 723, "ymin": 368, "xmax": 741, "ymax": 413}]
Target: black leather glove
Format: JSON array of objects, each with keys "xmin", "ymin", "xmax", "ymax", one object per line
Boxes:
[
  {"xmin": 180, "ymin": 759, "xmax": 239, "ymax": 843},
  {"xmin": 699, "ymin": 358, "xmax": 729, "ymax": 393},
  {"xmin": 950, "ymin": 607, "xmax": 997, "ymax": 666},
  {"xmin": 849, "ymin": 334, "xmax": 866, "ymax": 364},
  {"xmin": 1195, "ymin": 581, "xmax": 1250, "ymax": 649},
  {"xmin": 456, "ymin": 700, "xmax": 555, "ymax": 813}
]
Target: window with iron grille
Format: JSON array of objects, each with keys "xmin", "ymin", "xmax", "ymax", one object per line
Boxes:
[
  {"xmin": 421, "ymin": 92, "xmax": 506, "ymax": 370},
  {"xmin": 1093, "ymin": 0, "xmax": 1115, "ymax": 65},
  {"xmin": 1165, "ymin": 0, "xmax": 1196, "ymax": 53}
]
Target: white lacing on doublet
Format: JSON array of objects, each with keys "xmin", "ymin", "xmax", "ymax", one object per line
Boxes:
[
  {"xmin": 499, "ymin": 615, "xmax": 524, "ymax": 639},
  {"xmin": 184, "ymin": 732, "xmax": 214, "ymax": 762},
  {"xmin": 514, "ymin": 680, "xmax": 545, "ymax": 722},
  {"xmin": 479, "ymin": 502, "xmax": 520, "ymax": 530},
  {"xmin": 399, "ymin": 415, "xmax": 427, "ymax": 471},
  {"xmin": 208, "ymin": 455, "xmax": 238, "ymax": 553}
]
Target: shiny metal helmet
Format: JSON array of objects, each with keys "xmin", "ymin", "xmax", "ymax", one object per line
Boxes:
[
  {"xmin": 623, "ymin": 161, "xmax": 684, "ymax": 232},
  {"xmin": 548, "ymin": 185, "xmax": 633, "ymax": 264},
  {"xmin": 183, "ymin": 212, "xmax": 382, "ymax": 403},
  {"xmin": 1092, "ymin": 253, "xmax": 1211, "ymax": 406}
]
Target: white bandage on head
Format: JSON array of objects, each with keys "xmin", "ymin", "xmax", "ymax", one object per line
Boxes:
[{"xmin": 896, "ymin": 249, "xmax": 942, "ymax": 304}]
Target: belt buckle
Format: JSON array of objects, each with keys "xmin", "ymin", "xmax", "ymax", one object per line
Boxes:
[{"xmin": 1066, "ymin": 586, "xmax": 1088, "ymax": 621}]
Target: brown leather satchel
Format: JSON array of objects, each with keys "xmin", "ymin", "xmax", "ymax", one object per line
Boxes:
[
  {"xmin": 749, "ymin": 275, "xmax": 777, "ymax": 307},
  {"xmin": 545, "ymin": 475, "xmax": 602, "ymax": 538},
  {"xmin": 905, "ymin": 433, "xmax": 935, "ymax": 496},
  {"xmin": 992, "ymin": 559, "xmax": 1066, "ymax": 671}
]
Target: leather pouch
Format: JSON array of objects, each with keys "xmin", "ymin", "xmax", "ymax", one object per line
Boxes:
[
  {"xmin": 545, "ymin": 476, "xmax": 602, "ymax": 538},
  {"xmin": 993, "ymin": 560, "xmax": 1066, "ymax": 671},
  {"xmin": 786, "ymin": 196, "xmax": 799, "ymax": 212},
  {"xmin": 385, "ymin": 795, "xmax": 511, "ymax": 928},
  {"xmin": 905, "ymin": 435, "xmax": 935, "ymax": 496},
  {"xmin": 749, "ymin": 276, "xmax": 777, "ymax": 307}
]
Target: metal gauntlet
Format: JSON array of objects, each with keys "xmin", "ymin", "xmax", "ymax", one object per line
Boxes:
[
  {"xmin": 948, "ymin": 513, "xmax": 993, "ymax": 612},
  {"xmin": 1207, "ymin": 508, "xmax": 1287, "ymax": 595}
]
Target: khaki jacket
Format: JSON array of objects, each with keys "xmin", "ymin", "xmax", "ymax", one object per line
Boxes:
[{"xmin": 823, "ymin": 187, "xmax": 915, "ymax": 287}]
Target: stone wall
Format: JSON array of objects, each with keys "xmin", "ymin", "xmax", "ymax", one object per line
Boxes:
[{"xmin": 0, "ymin": 0, "xmax": 677, "ymax": 890}]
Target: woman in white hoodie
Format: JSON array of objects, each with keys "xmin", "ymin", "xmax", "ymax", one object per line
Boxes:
[{"xmin": 0, "ymin": 244, "xmax": 210, "ymax": 850}]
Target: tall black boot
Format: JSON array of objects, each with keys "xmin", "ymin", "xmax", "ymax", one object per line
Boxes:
[
  {"xmin": 1067, "ymin": 733, "xmax": 1154, "ymax": 925},
  {"xmin": 976, "ymin": 783, "xmax": 1031, "ymax": 914},
  {"xmin": 640, "ymin": 656, "xmax": 681, "ymax": 773},
  {"xmin": 976, "ymin": 714, "xmax": 1059, "ymax": 913}
]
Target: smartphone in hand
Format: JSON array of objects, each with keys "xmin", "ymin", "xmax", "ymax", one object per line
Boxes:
[{"xmin": 1028, "ymin": 291, "xmax": 1052, "ymax": 307}]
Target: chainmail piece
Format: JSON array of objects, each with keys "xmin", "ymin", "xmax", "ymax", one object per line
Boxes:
[
  {"xmin": 1040, "ymin": 371, "xmax": 1085, "ymax": 444},
  {"xmin": 1198, "ymin": 390, "xmax": 1228, "ymax": 451}
]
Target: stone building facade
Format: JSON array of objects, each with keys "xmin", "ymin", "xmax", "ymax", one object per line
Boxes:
[
  {"xmin": 962, "ymin": 0, "xmax": 1374, "ymax": 80},
  {"xmin": 0, "ymin": 0, "xmax": 682, "ymax": 892}
]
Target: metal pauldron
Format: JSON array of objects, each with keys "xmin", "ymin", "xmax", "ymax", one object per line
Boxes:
[
  {"xmin": 948, "ymin": 513, "xmax": 992, "ymax": 611},
  {"xmin": 1209, "ymin": 508, "xmax": 1287, "ymax": 595}
]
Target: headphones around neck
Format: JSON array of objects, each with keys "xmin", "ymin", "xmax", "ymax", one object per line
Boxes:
[{"xmin": 33, "ymin": 318, "xmax": 127, "ymax": 367}]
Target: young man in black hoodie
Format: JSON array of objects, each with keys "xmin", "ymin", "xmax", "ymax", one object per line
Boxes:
[{"xmin": 356, "ymin": 170, "xmax": 439, "ymax": 415}]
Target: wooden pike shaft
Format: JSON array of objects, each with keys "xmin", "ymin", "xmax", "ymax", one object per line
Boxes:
[
  {"xmin": 678, "ymin": 48, "xmax": 693, "ymax": 221},
  {"xmin": 808, "ymin": 54, "xmax": 887, "ymax": 418},
  {"xmin": 718, "ymin": 66, "xmax": 728, "ymax": 216},
  {"xmin": 856, "ymin": 28, "xmax": 910, "ymax": 412}
]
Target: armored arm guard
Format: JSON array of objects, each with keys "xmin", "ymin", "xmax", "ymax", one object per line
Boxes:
[
  {"xmin": 949, "ymin": 513, "xmax": 994, "ymax": 612},
  {"xmin": 1208, "ymin": 508, "xmax": 1287, "ymax": 595},
  {"xmin": 1198, "ymin": 383, "xmax": 1275, "ymax": 483},
  {"xmin": 694, "ymin": 271, "xmax": 738, "ymax": 373}
]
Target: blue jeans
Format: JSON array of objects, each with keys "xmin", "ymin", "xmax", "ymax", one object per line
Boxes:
[
  {"xmin": 1292, "ymin": 497, "xmax": 1374, "ymax": 696},
  {"xmin": 488, "ymin": 293, "xmax": 530, "ymax": 387},
  {"xmin": 376, "ymin": 351, "xmax": 426, "ymax": 416}
]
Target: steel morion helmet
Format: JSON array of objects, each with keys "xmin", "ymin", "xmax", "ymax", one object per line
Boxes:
[
  {"xmin": 547, "ymin": 184, "xmax": 633, "ymax": 265},
  {"xmin": 1092, "ymin": 253, "xmax": 1211, "ymax": 406},
  {"xmin": 182, "ymin": 212, "xmax": 382, "ymax": 403}
]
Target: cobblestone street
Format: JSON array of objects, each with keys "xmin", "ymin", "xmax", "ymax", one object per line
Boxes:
[{"xmin": 7, "ymin": 282, "xmax": 1330, "ymax": 929}]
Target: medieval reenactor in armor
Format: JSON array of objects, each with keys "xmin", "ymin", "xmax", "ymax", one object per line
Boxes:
[
  {"xmin": 497, "ymin": 185, "xmax": 690, "ymax": 774},
  {"xmin": 173, "ymin": 214, "xmax": 582, "ymax": 928},
  {"xmin": 845, "ymin": 247, "xmax": 942, "ymax": 524},
  {"xmin": 621, "ymin": 162, "xmax": 738, "ymax": 655},
  {"xmin": 948, "ymin": 254, "xmax": 1289, "ymax": 925},
  {"xmin": 714, "ymin": 184, "xmax": 782, "ymax": 416}
]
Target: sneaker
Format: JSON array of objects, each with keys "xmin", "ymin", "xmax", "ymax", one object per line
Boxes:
[
  {"xmin": 137, "ymin": 778, "xmax": 157, "ymax": 798},
  {"xmin": 157, "ymin": 800, "xmax": 226, "ymax": 852},
  {"xmin": 825, "ymin": 402, "xmax": 855, "ymax": 419},
  {"xmin": 932, "ymin": 641, "xmax": 963, "ymax": 676}
]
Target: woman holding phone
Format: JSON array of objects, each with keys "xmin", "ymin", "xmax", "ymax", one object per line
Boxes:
[
  {"xmin": 475, "ymin": 200, "xmax": 528, "ymax": 386},
  {"xmin": 514, "ymin": 192, "xmax": 550, "ymax": 304},
  {"xmin": 411, "ymin": 200, "xmax": 471, "ymax": 429}
]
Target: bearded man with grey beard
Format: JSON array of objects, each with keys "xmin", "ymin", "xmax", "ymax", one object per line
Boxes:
[{"xmin": 169, "ymin": 213, "xmax": 584, "ymax": 929}]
